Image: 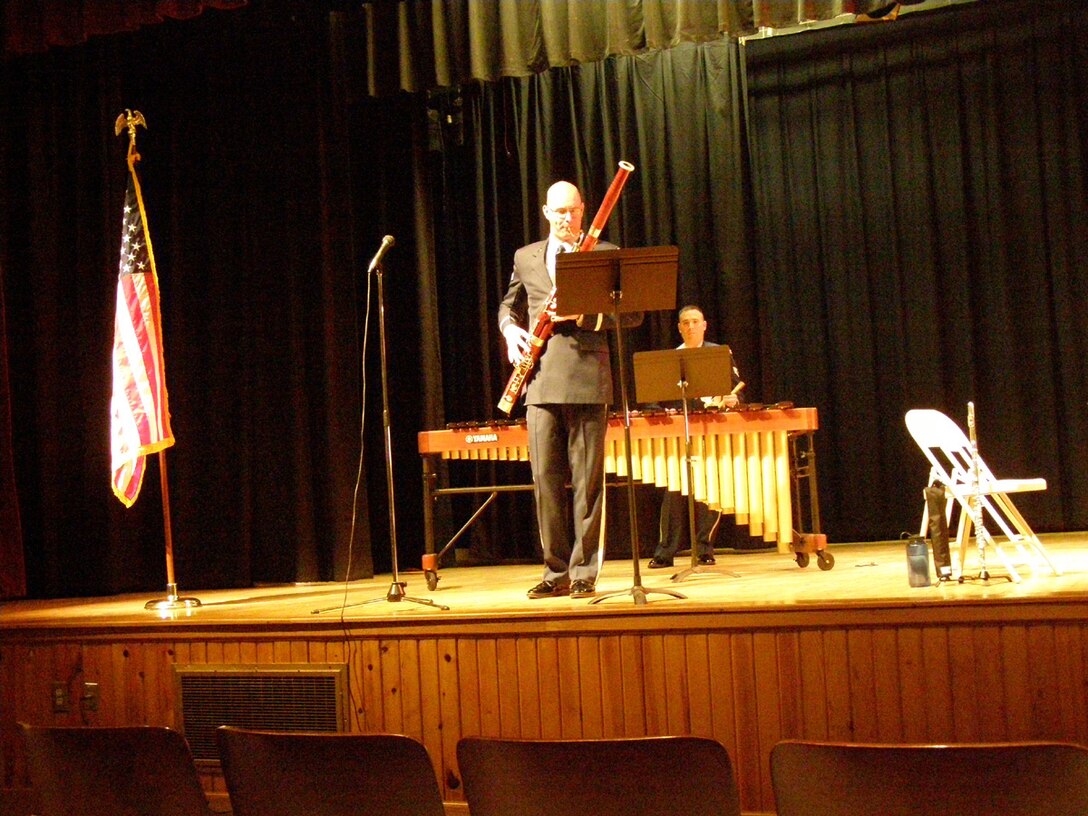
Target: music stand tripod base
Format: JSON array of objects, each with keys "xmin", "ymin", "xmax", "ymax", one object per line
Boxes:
[
  {"xmin": 669, "ymin": 560, "xmax": 741, "ymax": 583},
  {"xmin": 349, "ymin": 581, "xmax": 450, "ymax": 610},
  {"xmin": 590, "ymin": 583, "xmax": 686, "ymax": 605}
]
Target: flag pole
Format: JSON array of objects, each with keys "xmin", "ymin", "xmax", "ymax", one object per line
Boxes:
[{"xmin": 113, "ymin": 109, "xmax": 200, "ymax": 613}]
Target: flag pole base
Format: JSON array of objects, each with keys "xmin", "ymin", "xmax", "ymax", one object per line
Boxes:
[{"xmin": 144, "ymin": 583, "xmax": 202, "ymax": 612}]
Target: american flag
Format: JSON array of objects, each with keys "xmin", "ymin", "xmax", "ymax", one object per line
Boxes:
[{"xmin": 110, "ymin": 173, "xmax": 174, "ymax": 507}]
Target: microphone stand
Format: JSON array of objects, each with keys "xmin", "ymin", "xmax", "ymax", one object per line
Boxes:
[{"xmin": 314, "ymin": 251, "xmax": 448, "ymax": 613}]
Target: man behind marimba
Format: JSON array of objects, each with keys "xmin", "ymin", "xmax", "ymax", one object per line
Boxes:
[{"xmin": 647, "ymin": 304, "xmax": 741, "ymax": 568}]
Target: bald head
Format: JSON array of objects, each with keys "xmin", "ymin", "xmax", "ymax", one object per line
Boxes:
[{"xmin": 543, "ymin": 181, "xmax": 584, "ymax": 245}]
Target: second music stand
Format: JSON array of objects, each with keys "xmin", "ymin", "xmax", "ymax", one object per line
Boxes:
[
  {"xmin": 556, "ymin": 245, "xmax": 682, "ymax": 606},
  {"xmin": 634, "ymin": 345, "xmax": 740, "ymax": 582}
]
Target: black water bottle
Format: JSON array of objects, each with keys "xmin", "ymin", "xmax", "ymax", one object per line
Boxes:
[{"xmin": 905, "ymin": 534, "xmax": 931, "ymax": 587}]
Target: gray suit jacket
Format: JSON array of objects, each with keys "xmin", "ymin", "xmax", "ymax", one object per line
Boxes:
[{"xmin": 498, "ymin": 239, "xmax": 626, "ymax": 405}]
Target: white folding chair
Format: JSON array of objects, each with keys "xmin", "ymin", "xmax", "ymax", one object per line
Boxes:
[{"xmin": 904, "ymin": 408, "xmax": 1058, "ymax": 582}]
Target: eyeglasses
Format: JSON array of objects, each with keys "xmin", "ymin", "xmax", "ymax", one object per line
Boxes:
[{"xmin": 546, "ymin": 205, "xmax": 583, "ymax": 217}]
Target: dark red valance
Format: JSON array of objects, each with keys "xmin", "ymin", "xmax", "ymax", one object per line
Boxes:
[{"xmin": 3, "ymin": 0, "xmax": 247, "ymax": 56}]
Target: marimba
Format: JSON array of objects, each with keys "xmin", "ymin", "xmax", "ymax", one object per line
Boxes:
[{"xmin": 417, "ymin": 406, "xmax": 825, "ymax": 585}]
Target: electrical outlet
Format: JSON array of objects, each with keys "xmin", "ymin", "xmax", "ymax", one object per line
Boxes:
[
  {"xmin": 51, "ymin": 681, "xmax": 69, "ymax": 713},
  {"xmin": 81, "ymin": 682, "xmax": 99, "ymax": 712}
]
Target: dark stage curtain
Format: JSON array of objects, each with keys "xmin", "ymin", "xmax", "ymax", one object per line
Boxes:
[
  {"xmin": 359, "ymin": 0, "xmax": 900, "ymax": 94},
  {"xmin": 1, "ymin": 3, "xmax": 374, "ymax": 598},
  {"xmin": 0, "ymin": 260, "xmax": 25, "ymax": 598},
  {"xmin": 742, "ymin": 0, "xmax": 1088, "ymax": 541}
]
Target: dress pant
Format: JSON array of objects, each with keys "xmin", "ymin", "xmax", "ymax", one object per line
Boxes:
[
  {"xmin": 654, "ymin": 490, "xmax": 720, "ymax": 560},
  {"xmin": 526, "ymin": 403, "xmax": 607, "ymax": 585}
]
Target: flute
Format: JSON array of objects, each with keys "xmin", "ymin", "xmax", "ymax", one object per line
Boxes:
[{"xmin": 497, "ymin": 161, "xmax": 635, "ymax": 414}]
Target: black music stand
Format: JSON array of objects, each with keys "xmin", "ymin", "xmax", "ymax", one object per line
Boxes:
[
  {"xmin": 555, "ymin": 245, "xmax": 683, "ymax": 606},
  {"xmin": 634, "ymin": 346, "xmax": 740, "ymax": 582}
]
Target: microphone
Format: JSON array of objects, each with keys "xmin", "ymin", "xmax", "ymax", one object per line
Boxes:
[{"xmin": 367, "ymin": 235, "xmax": 395, "ymax": 273}]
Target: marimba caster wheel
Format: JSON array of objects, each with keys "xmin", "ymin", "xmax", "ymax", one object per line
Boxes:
[
  {"xmin": 795, "ymin": 552, "xmax": 810, "ymax": 568},
  {"xmin": 817, "ymin": 551, "xmax": 835, "ymax": 571},
  {"xmin": 425, "ymin": 570, "xmax": 439, "ymax": 591}
]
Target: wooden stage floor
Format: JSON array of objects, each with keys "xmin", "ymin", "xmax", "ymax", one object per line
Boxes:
[
  {"xmin": 3, "ymin": 533, "xmax": 1088, "ymax": 815},
  {"xmin": 4, "ymin": 534, "xmax": 1088, "ymax": 628}
]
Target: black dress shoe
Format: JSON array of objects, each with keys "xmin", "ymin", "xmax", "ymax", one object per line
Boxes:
[
  {"xmin": 527, "ymin": 580, "xmax": 569, "ymax": 599},
  {"xmin": 569, "ymin": 579, "xmax": 596, "ymax": 598},
  {"xmin": 697, "ymin": 554, "xmax": 717, "ymax": 566},
  {"xmin": 647, "ymin": 557, "xmax": 673, "ymax": 569}
]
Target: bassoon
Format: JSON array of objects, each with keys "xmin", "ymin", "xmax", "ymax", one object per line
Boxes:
[{"xmin": 497, "ymin": 160, "xmax": 635, "ymax": 414}]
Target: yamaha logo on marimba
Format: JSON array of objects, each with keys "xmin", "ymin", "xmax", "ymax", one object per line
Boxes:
[{"xmin": 464, "ymin": 433, "xmax": 499, "ymax": 445}]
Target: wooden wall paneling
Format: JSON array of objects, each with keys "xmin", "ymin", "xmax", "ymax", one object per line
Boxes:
[
  {"xmin": 110, "ymin": 643, "xmax": 132, "ymax": 728},
  {"xmin": 0, "ymin": 645, "xmax": 30, "ymax": 787},
  {"xmin": 379, "ymin": 638, "xmax": 404, "ymax": 734},
  {"xmin": 640, "ymin": 634, "xmax": 666, "ymax": 734},
  {"xmin": 255, "ymin": 640, "xmax": 274, "ymax": 664},
  {"xmin": 845, "ymin": 629, "xmax": 879, "ymax": 742},
  {"xmin": 325, "ymin": 639, "xmax": 345, "ymax": 666},
  {"xmin": 729, "ymin": 632, "xmax": 761, "ymax": 809},
  {"xmin": 437, "ymin": 636, "xmax": 463, "ymax": 799},
  {"xmin": 272, "ymin": 639, "xmax": 292, "ymax": 663},
  {"xmin": 417, "ymin": 637, "xmax": 445, "ymax": 796},
  {"xmin": 145, "ymin": 642, "xmax": 174, "ymax": 727},
  {"xmin": 820, "ymin": 629, "xmax": 852, "ymax": 740},
  {"xmin": 772, "ymin": 631, "xmax": 801, "ymax": 740},
  {"xmin": 895, "ymin": 626, "xmax": 928, "ymax": 743},
  {"xmin": 947, "ymin": 624, "xmax": 982, "ymax": 741},
  {"xmin": 398, "ymin": 638, "xmax": 424, "ymax": 737},
  {"xmin": 1054, "ymin": 623, "xmax": 1087, "ymax": 743},
  {"xmin": 537, "ymin": 636, "xmax": 564, "ymax": 738},
  {"xmin": 974, "ymin": 631, "xmax": 1005, "ymax": 744},
  {"xmin": 707, "ymin": 633, "xmax": 738, "ymax": 759},
  {"xmin": 598, "ymin": 634, "xmax": 625, "ymax": 737},
  {"xmin": 120, "ymin": 643, "xmax": 146, "ymax": 725},
  {"xmin": 796, "ymin": 628, "xmax": 828, "ymax": 739},
  {"xmin": 220, "ymin": 639, "xmax": 241, "ymax": 664},
  {"xmin": 344, "ymin": 639, "xmax": 365, "ymax": 731},
  {"xmin": 999, "ymin": 624, "xmax": 1033, "ymax": 739},
  {"xmin": 577, "ymin": 635, "xmax": 604, "ymax": 738},
  {"xmin": 514, "ymin": 636, "xmax": 541, "ymax": 738},
  {"xmin": 475, "ymin": 638, "xmax": 501, "ymax": 736},
  {"xmin": 455, "ymin": 639, "xmax": 481, "ymax": 739},
  {"xmin": 1025, "ymin": 623, "xmax": 1061, "ymax": 739},
  {"xmin": 685, "ymin": 633, "xmax": 713, "ymax": 738},
  {"xmin": 662, "ymin": 633, "xmax": 689, "ymax": 735},
  {"xmin": 288, "ymin": 640, "xmax": 308, "ymax": 663},
  {"xmin": 752, "ymin": 631, "xmax": 782, "ymax": 811},
  {"xmin": 618, "ymin": 633, "xmax": 646, "ymax": 736},
  {"xmin": 358, "ymin": 638, "xmax": 384, "ymax": 730},
  {"xmin": 870, "ymin": 628, "xmax": 902, "ymax": 740},
  {"xmin": 496, "ymin": 636, "xmax": 521, "ymax": 737},
  {"xmin": 205, "ymin": 640, "xmax": 224, "ymax": 665},
  {"xmin": 919, "ymin": 626, "xmax": 954, "ymax": 740},
  {"xmin": 556, "ymin": 635, "xmax": 582, "ymax": 737}
]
